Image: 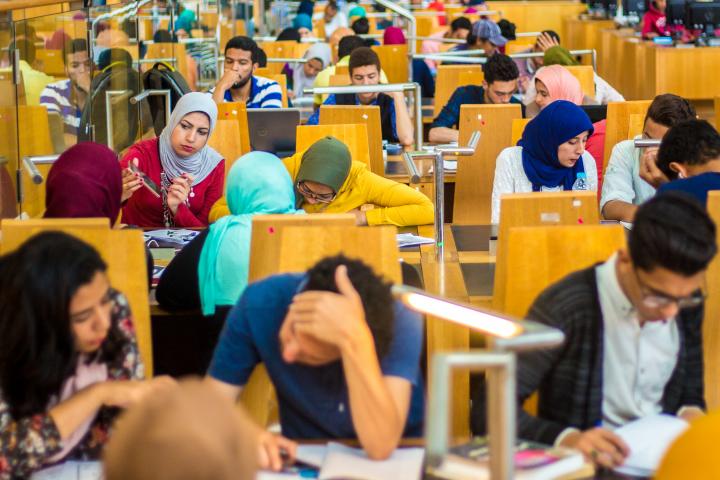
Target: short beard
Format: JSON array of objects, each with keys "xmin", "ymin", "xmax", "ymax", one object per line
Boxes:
[{"xmin": 231, "ymin": 74, "xmax": 251, "ymax": 90}]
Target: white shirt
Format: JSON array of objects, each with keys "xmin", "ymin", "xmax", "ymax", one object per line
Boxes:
[
  {"xmin": 323, "ymin": 13, "xmax": 348, "ymax": 39},
  {"xmin": 596, "ymin": 254, "xmax": 680, "ymax": 429},
  {"xmin": 490, "ymin": 146, "xmax": 599, "ymax": 224},
  {"xmin": 600, "ymin": 138, "xmax": 657, "ymax": 213}
]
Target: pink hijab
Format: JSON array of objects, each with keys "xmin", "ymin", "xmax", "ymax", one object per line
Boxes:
[
  {"xmin": 535, "ymin": 65, "xmax": 583, "ymax": 105},
  {"xmin": 383, "ymin": 27, "xmax": 406, "ymax": 45}
]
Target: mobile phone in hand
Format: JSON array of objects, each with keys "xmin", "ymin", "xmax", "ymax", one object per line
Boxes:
[{"xmin": 129, "ymin": 163, "xmax": 162, "ymax": 198}]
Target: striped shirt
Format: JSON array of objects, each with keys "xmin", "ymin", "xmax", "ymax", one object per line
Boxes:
[
  {"xmin": 39, "ymin": 79, "xmax": 81, "ymax": 135},
  {"xmin": 212, "ymin": 75, "xmax": 282, "ymax": 108}
]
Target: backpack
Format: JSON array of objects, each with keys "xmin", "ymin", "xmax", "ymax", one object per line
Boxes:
[{"xmin": 142, "ymin": 62, "xmax": 191, "ymax": 136}]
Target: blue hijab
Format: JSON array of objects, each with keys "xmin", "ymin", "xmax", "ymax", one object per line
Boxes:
[
  {"xmin": 519, "ymin": 100, "xmax": 594, "ymax": 192},
  {"xmin": 293, "ymin": 13, "xmax": 313, "ymax": 31}
]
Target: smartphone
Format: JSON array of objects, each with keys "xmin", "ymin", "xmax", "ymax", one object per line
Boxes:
[
  {"xmin": 634, "ymin": 138, "xmax": 661, "ymax": 148},
  {"xmin": 128, "ymin": 163, "xmax": 162, "ymax": 198}
]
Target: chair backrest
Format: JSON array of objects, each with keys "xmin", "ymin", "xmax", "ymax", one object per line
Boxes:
[
  {"xmin": 715, "ymin": 96, "xmax": 720, "ymax": 132},
  {"xmin": 145, "ymin": 43, "xmax": 189, "ymax": 85},
  {"xmin": 319, "ymin": 105, "xmax": 384, "ymax": 174},
  {"xmin": 216, "ymin": 101, "xmax": 251, "ymax": 154},
  {"xmin": 248, "ymin": 213, "xmax": 356, "ymax": 283},
  {"xmin": 414, "ymin": 16, "xmax": 437, "ymax": 51},
  {"xmin": 704, "ymin": 191, "xmax": 720, "ymax": 409},
  {"xmin": 454, "ymin": 104, "xmax": 523, "ymax": 224},
  {"xmin": 626, "ymin": 113, "xmax": 644, "ymax": 139},
  {"xmin": 502, "ymin": 224, "xmax": 626, "ymax": 318},
  {"xmin": 491, "ymin": 191, "xmax": 600, "ymax": 313},
  {"xmin": 564, "ymin": 65, "xmax": 595, "ymax": 99},
  {"xmin": 434, "ymin": 65, "xmax": 484, "ymax": 117},
  {"xmin": 511, "ymin": 117, "xmax": 531, "ymax": 146},
  {"xmin": 505, "ymin": 40, "xmax": 535, "ymax": 55},
  {"xmin": 253, "ymin": 67, "xmax": 272, "ymax": 77},
  {"xmin": 296, "ymin": 124, "xmax": 371, "ymax": 166},
  {"xmin": 335, "ymin": 64, "xmax": 349, "ymax": 76},
  {"xmin": 603, "ymin": 100, "xmax": 651, "ymax": 169},
  {"xmin": 207, "ymin": 119, "xmax": 244, "ymax": 176},
  {"xmin": 371, "ymin": 44, "xmax": 409, "ymax": 84},
  {"xmin": 36, "ymin": 49, "xmax": 65, "ymax": 77},
  {"xmin": 328, "ymin": 73, "xmax": 350, "ymax": 86},
  {"xmin": 258, "ymin": 41, "xmax": 298, "ymax": 74},
  {"xmin": 0, "ymin": 220, "xmax": 153, "ymax": 376}
]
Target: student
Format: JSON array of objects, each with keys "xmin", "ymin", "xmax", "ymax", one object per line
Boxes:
[
  {"xmin": 465, "ymin": 19, "xmax": 507, "ymax": 56},
  {"xmin": 39, "ymin": 39, "xmax": 90, "ymax": 144},
  {"xmin": 0, "ymin": 233, "xmax": 174, "ymax": 479},
  {"xmin": 491, "ymin": 100, "xmax": 597, "ymax": 224},
  {"xmin": 289, "ymin": 42, "xmax": 332, "ymax": 100},
  {"xmin": 307, "ymin": 47, "xmax": 414, "ymax": 146},
  {"xmin": 211, "ymin": 36, "xmax": 283, "ymax": 107},
  {"xmin": 653, "ymin": 119, "xmax": 720, "ymax": 206},
  {"xmin": 156, "ymin": 152, "xmax": 301, "ymax": 317},
  {"xmin": 209, "ymin": 136, "xmax": 434, "ymax": 226},
  {"xmin": 206, "ymin": 255, "xmax": 425, "ymax": 465},
  {"xmin": 292, "ymin": 13, "xmax": 314, "ymax": 38},
  {"xmin": 421, "ymin": 17, "xmax": 472, "ymax": 72},
  {"xmin": 642, "ymin": 0, "xmax": 671, "ymax": 39},
  {"xmin": 3, "ymin": 38, "xmax": 53, "ymax": 105},
  {"xmin": 105, "ymin": 380, "xmax": 259, "ymax": 480},
  {"xmin": 381, "ymin": 27, "xmax": 435, "ymax": 98},
  {"xmin": 352, "ymin": 17, "xmax": 379, "ymax": 47},
  {"xmin": 323, "ymin": 0, "xmax": 348, "ymax": 39},
  {"xmin": 472, "ymin": 192, "xmax": 716, "ymax": 469},
  {"xmin": 348, "ymin": 5, "xmax": 367, "ymax": 26},
  {"xmin": 601, "ymin": 93, "xmax": 696, "ymax": 223},
  {"xmin": 120, "ymin": 92, "xmax": 225, "ymax": 228},
  {"xmin": 515, "ymin": 30, "xmax": 560, "ymax": 94},
  {"xmin": 429, "ymin": 53, "xmax": 521, "ymax": 144},
  {"xmin": 276, "ymin": 27, "xmax": 302, "ymax": 42}
]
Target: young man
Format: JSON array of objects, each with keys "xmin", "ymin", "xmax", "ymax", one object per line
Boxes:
[
  {"xmin": 653, "ymin": 119, "xmax": 720, "ymax": 206},
  {"xmin": 323, "ymin": 0, "xmax": 347, "ymax": 39},
  {"xmin": 515, "ymin": 30, "xmax": 560, "ymax": 94},
  {"xmin": 473, "ymin": 192, "xmax": 716, "ymax": 469},
  {"xmin": 307, "ymin": 47, "xmax": 413, "ymax": 146},
  {"xmin": 421, "ymin": 17, "xmax": 472, "ymax": 72},
  {"xmin": 206, "ymin": 255, "xmax": 424, "ymax": 469},
  {"xmin": 429, "ymin": 53, "xmax": 520, "ymax": 143},
  {"xmin": 211, "ymin": 36, "xmax": 282, "ymax": 107},
  {"xmin": 40, "ymin": 39, "xmax": 91, "ymax": 144},
  {"xmin": 601, "ymin": 93, "xmax": 696, "ymax": 222},
  {"xmin": 466, "ymin": 19, "xmax": 507, "ymax": 57}
]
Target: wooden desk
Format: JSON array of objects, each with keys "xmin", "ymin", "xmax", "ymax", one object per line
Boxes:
[
  {"xmin": 563, "ymin": 17, "xmax": 615, "ymax": 63},
  {"xmin": 485, "ymin": 1, "xmax": 588, "ymax": 39}
]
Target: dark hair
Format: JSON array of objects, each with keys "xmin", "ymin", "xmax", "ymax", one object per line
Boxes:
[
  {"xmin": 352, "ymin": 16, "xmax": 370, "ymax": 35},
  {"xmin": 153, "ymin": 29, "xmax": 174, "ymax": 43},
  {"xmin": 497, "ymin": 19, "xmax": 516, "ymax": 41},
  {"xmin": 0, "ymin": 232, "xmax": 126, "ymax": 419},
  {"xmin": 326, "ymin": 0, "xmax": 338, "ymax": 11},
  {"xmin": 224, "ymin": 35, "xmax": 259, "ymax": 63},
  {"xmin": 62, "ymin": 38, "xmax": 88, "ymax": 65},
  {"xmin": 256, "ymin": 47, "xmax": 267, "ymax": 67},
  {"xmin": 482, "ymin": 53, "xmax": 519, "ymax": 84},
  {"xmin": 630, "ymin": 192, "xmax": 717, "ymax": 276},
  {"xmin": 541, "ymin": 29, "xmax": 561, "ymax": 43},
  {"xmin": 338, "ymin": 35, "xmax": 365, "ymax": 59},
  {"xmin": 657, "ymin": 120, "xmax": 720, "ymax": 180},
  {"xmin": 451, "ymin": 17, "xmax": 472, "ymax": 32},
  {"xmin": 277, "ymin": 27, "xmax": 301, "ymax": 42},
  {"xmin": 97, "ymin": 48, "xmax": 133, "ymax": 71},
  {"xmin": 304, "ymin": 254, "xmax": 394, "ymax": 358},
  {"xmin": 645, "ymin": 93, "xmax": 696, "ymax": 128},
  {"xmin": 349, "ymin": 46, "xmax": 380, "ymax": 74},
  {"xmin": 9, "ymin": 38, "xmax": 36, "ymax": 65}
]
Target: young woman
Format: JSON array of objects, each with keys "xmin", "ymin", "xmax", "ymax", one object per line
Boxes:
[
  {"xmin": 0, "ymin": 233, "xmax": 173, "ymax": 479},
  {"xmin": 156, "ymin": 152, "xmax": 301, "ymax": 317},
  {"xmin": 209, "ymin": 136, "xmax": 435, "ymax": 227},
  {"xmin": 491, "ymin": 100, "xmax": 598, "ymax": 223},
  {"xmin": 120, "ymin": 92, "xmax": 225, "ymax": 228},
  {"xmin": 288, "ymin": 43, "xmax": 332, "ymax": 100}
]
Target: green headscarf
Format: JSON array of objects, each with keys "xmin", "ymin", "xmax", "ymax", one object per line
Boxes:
[
  {"xmin": 174, "ymin": 9, "xmax": 197, "ymax": 33},
  {"xmin": 295, "ymin": 136, "xmax": 352, "ymax": 208},
  {"xmin": 348, "ymin": 6, "xmax": 367, "ymax": 19},
  {"xmin": 197, "ymin": 152, "xmax": 302, "ymax": 315},
  {"xmin": 543, "ymin": 46, "xmax": 579, "ymax": 67}
]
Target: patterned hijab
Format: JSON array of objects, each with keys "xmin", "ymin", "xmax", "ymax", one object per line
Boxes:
[{"xmin": 158, "ymin": 92, "xmax": 223, "ymax": 184}]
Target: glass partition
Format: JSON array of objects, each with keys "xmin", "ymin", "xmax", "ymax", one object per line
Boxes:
[{"xmin": 0, "ymin": 12, "xmax": 20, "ymax": 219}]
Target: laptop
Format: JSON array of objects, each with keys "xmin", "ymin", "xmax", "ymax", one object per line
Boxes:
[{"xmin": 247, "ymin": 108, "xmax": 300, "ymax": 158}]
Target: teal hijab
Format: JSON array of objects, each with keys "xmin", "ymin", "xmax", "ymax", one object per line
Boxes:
[{"xmin": 197, "ymin": 152, "xmax": 301, "ymax": 315}]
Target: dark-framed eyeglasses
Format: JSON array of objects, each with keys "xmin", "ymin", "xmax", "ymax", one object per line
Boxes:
[
  {"xmin": 296, "ymin": 181, "xmax": 336, "ymax": 203},
  {"xmin": 634, "ymin": 268, "xmax": 706, "ymax": 310}
]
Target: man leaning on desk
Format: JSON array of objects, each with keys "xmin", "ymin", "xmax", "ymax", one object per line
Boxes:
[{"xmin": 206, "ymin": 255, "xmax": 424, "ymax": 471}]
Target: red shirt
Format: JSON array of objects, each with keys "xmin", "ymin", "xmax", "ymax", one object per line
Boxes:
[
  {"xmin": 642, "ymin": 6, "xmax": 670, "ymax": 38},
  {"xmin": 585, "ymin": 119, "xmax": 606, "ymax": 198},
  {"xmin": 120, "ymin": 138, "xmax": 225, "ymax": 228}
]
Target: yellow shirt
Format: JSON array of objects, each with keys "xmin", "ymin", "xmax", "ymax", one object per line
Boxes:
[
  {"xmin": 209, "ymin": 154, "xmax": 434, "ymax": 227},
  {"xmin": 2, "ymin": 61, "xmax": 55, "ymax": 105},
  {"xmin": 312, "ymin": 56, "xmax": 390, "ymax": 106}
]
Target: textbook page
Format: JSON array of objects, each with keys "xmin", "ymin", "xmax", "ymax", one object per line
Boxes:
[
  {"xmin": 614, "ymin": 414, "xmax": 688, "ymax": 477},
  {"xmin": 319, "ymin": 442, "xmax": 424, "ymax": 480}
]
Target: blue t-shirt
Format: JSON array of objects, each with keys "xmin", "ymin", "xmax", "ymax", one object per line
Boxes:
[
  {"xmin": 306, "ymin": 93, "xmax": 398, "ymax": 141},
  {"xmin": 209, "ymin": 273, "xmax": 425, "ymax": 439},
  {"xmin": 657, "ymin": 172, "xmax": 720, "ymax": 207}
]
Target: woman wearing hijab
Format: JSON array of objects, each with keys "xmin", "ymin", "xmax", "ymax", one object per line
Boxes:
[
  {"xmin": 277, "ymin": 27, "xmax": 302, "ymax": 42},
  {"xmin": 382, "ymin": 27, "xmax": 435, "ymax": 98},
  {"xmin": 120, "ymin": 92, "xmax": 225, "ymax": 228},
  {"xmin": 292, "ymin": 13, "xmax": 314, "ymax": 38},
  {"xmin": 209, "ymin": 136, "xmax": 434, "ymax": 227},
  {"xmin": 156, "ymin": 152, "xmax": 300, "ymax": 318},
  {"xmin": 491, "ymin": 100, "xmax": 598, "ymax": 223},
  {"xmin": 289, "ymin": 42, "xmax": 332, "ymax": 99}
]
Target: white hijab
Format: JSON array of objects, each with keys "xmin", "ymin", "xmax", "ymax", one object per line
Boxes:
[
  {"xmin": 293, "ymin": 43, "xmax": 333, "ymax": 98},
  {"xmin": 158, "ymin": 92, "xmax": 223, "ymax": 184}
]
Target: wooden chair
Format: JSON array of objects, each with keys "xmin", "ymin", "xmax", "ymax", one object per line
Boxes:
[
  {"xmin": 371, "ymin": 44, "xmax": 409, "ymax": 84},
  {"xmin": 565, "ymin": 65, "xmax": 596, "ymax": 99},
  {"xmin": 253, "ymin": 67, "xmax": 273, "ymax": 77},
  {"xmin": 335, "ymin": 64, "xmax": 349, "ymax": 76},
  {"xmin": 715, "ymin": 96, "xmax": 720, "ymax": 132},
  {"xmin": 259, "ymin": 41, "xmax": 299, "ymax": 74},
  {"xmin": 704, "ymin": 192, "xmax": 720, "ymax": 409},
  {"xmin": 36, "ymin": 49, "xmax": 65, "ymax": 77},
  {"xmin": 319, "ymin": 105, "xmax": 384, "ymax": 174},
  {"xmin": 0, "ymin": 220, "xmax": 154, "ymax": 377},
  {"xmin": 296, "ymin": 124, "xmax": 371, "ymax": 166},
  {"xmin": 328, "ymin": 73, "xmax": 350, "ymax": 86},
  {"xmin": 208, "ymin": 119, "xmax": 244, "ymax": 176},
  {"xmin": 454, "ymin": 104, "xmax": 523, "ymax": 224},
  {"xmin": 145, "ymin": 43, "xmax": 189, "ymax": 85},
  {"xmin": 627, "ymin": 113, "xmax": 645, "ymax": 139},
  {"xmin": 603, "ymin": 100, "xmax": 651, "ymax": 169},
  {"xmin": 505, "ymin": 40, "xmax": 535, "ymax": 55},
  {"xmin": 491, "ymin": 191, "xmax": 600, "ymax": 313},
  {"xmin": 414, "ymin": 16, "xmax": 437, "ymax": 51},
  {"xmin": 511, "ymin": 118, "xmax": 531, "ymax": 146},
  {"xmin": 434, "ymin": 65, "xmax": 484, "ymax": 117},
  {"xmin": 216, "ymin": 101, "xmax": 251, "ymax": 154}
]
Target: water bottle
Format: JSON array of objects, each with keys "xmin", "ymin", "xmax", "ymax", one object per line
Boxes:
[{"xmin": 572, "ymin": 172, "xmax": 588, "ymax": 191}]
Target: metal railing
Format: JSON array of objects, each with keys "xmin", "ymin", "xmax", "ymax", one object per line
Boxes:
[
  {"xmin": 414, "ymin": 48, "xmax": 599, "ymax": 71},
  {"xmin": 17, "ymin": 155, "xmax": 60, "ymax": 204},
  {"xmin": 375, "ymin": 0, "xmax": 415, "ymax": 80}
]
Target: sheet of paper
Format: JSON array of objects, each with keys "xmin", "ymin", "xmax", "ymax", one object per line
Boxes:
[
  {"xmin": 614, "ymin": 414, "xmax": 688, "ymax": 476},
  {"xmin": 255, "ymin": 472, "xmax": 303, "ymax": 480},
  {"xmin": 296, "ymin": 444, "xmax": 327, "ymax": 467},
  {"xmin": 396, "ymin": 233, "xmax": 435, "ymax": 248},
  {"xmin": 319, "ymin": 442, "xmax": 424, "ymax": 480},
  {"xmin": 31, "ymin": 461, "xmax": 102, "ymax": 480}
]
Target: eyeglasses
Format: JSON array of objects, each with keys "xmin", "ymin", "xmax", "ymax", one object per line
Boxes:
[
  {"xmin": 296, "ymin": 181, "xmax": 336, "ymax": 203},
  {"xmin": 633, "ymin": 268, "xmax": 706, "ymax": 310}
]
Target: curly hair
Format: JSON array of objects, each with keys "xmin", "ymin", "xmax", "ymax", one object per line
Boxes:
[
  {"xmin": 482, "ymin": 53, "xmax": 519, "ymax": 84},
  {"xmin": 657, "ymin": 119, "xmax": 720, "ymax": 179}
]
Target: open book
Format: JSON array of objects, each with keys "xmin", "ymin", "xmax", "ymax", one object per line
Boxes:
[{"xmin": 614, "ymin": 414, "xmax": 689, "ymax": 477}]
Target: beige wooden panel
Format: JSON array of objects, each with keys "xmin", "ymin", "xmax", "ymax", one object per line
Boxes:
[
  {"xmin": 371, "ymin": 44, "xmax": 408, "ymax": 85},
  {"xmin": 319, "ymin": 105, "xmax": 383, "ymax": 175},
  {"xmin": 434, "ymin": 65, "xmax": 484, "ymax": 117},
  {"xmin": 296, "ymin": 124, "xmax": 371, "ymax": 167},
  {"xmin": 511, "ymin": 117, "xmax": 531, "ymax": 146},
  {"xmin": 259, "ymin": 41, "xmax": 299, "ymax": 74},
  {"xmin": 145, "ymin": 43, "xmax": 189, "ymax": 86},
  {"xmin": 216, "ymin": 101, "xmax": 251, "ymax": 154},
  {"xmin": 208, "ymin": 120, "xmax": 243, "ymax": 176},
  {"xmin": 328, "ymin": 73, "xmax": 350, "ymax": 86},
  {"xmin": 454, "ymin": 104, "xmax": 522, "ymax": 224},
  {"xmin": 603, "ymin": 100, "xmax": 651, "ymax": 169},
  {"xmin": 627, "ymin": 113, "xmax": 644, "ymax": 139},
  {"xmin": 12, "ymin": 106, "xmax": 54, "ymax": 218},
  {"xmin": 705, "ymin": 192, "xmax": 720, "ymax": 408},
  {"xmin": 565, "ymin": 65, "xmax": 595, "ymax": 99},
  {"xmin": 715, "ymin": 97, "xmax": 720, "ymax": 132},
  {"xmin": 36, "ymin": 49, "xmax": 65, "ymax": 77},
  {"xmin": 491, "ymin": 191, "xmax": 600, "ymax": 313}
]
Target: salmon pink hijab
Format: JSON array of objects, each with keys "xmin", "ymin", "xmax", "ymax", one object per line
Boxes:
[{"xmin": 535, "ymin": 65, "xmax": 583, "ymax": 106}]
